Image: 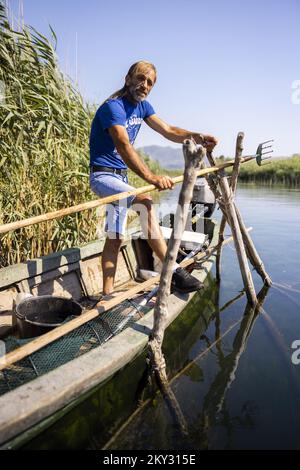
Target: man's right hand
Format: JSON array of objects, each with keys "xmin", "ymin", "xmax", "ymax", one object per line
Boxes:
[{"xmin": 150, "ymin": 174, "xmax": 174, "ymax": 190}]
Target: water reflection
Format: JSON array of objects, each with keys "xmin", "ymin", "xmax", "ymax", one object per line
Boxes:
[
  {"xmin": 106, "ymin": 286, "xmax": 271, "ymax": 450},
  {"xmin": 198, "ymin": 286, "xmax": 269, "ymax": 449}
]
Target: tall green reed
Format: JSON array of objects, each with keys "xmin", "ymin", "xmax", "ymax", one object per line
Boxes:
[
  {"xmin": 0, "ymin": 2, "xmax": 99, "ymax": 266},
  {"xmin": 0, "ymin": 3, "xmax": 178, "ymax": 267}
]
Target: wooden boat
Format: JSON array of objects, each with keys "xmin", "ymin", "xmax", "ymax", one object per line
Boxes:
[{"xmin": 0, "ymin": 178, "xmax": 221, "ymax": 449}]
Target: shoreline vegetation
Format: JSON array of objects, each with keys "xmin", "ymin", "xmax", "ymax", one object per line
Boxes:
[{"xmin": 221, "ymin": 155, "xmax": 300, "ymax": 187}]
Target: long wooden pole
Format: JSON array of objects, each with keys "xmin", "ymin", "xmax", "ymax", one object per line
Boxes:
[
  {"xmin": 0, "ymin": 157, "xmax": 254, "ymax": 235},
  {"xmin": 0, "ymin": 232, "xmax": 243, "ymax": 372}
]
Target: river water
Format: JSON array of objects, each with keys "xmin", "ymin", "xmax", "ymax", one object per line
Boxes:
[{"xmin": 109, "ymin": 184, "xmax": 300, "ymax": 450}]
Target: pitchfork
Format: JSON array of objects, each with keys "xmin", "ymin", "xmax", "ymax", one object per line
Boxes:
[{"xmin": 237, "ymin": 139, "xmax": 274, "ymax": 166}]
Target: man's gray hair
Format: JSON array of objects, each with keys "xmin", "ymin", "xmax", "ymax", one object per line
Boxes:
[{"xmin": 105, "ymin": 61, "xmax": 157, "ymax": 102}]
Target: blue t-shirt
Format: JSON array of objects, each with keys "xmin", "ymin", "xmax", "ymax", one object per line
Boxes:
[{"xmin": 89, "ymin": 96, "xmax": 155, "ymax": 169}]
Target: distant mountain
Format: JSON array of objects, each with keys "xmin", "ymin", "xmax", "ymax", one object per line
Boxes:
[{"xmin": 138, "ymin": 145, "xmax": 184, "ymax": 169}]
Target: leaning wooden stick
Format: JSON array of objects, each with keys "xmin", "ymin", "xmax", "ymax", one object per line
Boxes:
[
  {"xmin": 231, "ymin": 132, "xmax": 245, "ymax": 195},
  {"xmin": 234, "ymin": 203, "xmax": 272, "ymax": 286},
  {"xmin": 206, "ymin": 151, "xmax": 257, "ymax": 306},
  {"xmin": 216, "ymin": 132, "xmax": 244, "ymax": 281},
  {"xmin": 207, "ymin": 142, "xmax": 272, "ymax": 287},
  {"xmin": 218, "ymin": 198, "xmax": 271, "ymax": 286},
  {"xmin": 148, "ymin": 138, "xmax": 206, "ymax": 434}
]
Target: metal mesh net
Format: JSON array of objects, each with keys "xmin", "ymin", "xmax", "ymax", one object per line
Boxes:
[{"xmin": 0, "ymin": 300, "xmax": 151, "ymax": 397}]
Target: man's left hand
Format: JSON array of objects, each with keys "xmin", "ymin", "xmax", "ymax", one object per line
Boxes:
[{"xmin": 195, "ymin": 134, "xmax": 218, "ymax": 151}]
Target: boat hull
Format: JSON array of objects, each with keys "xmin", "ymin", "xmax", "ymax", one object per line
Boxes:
[{"xmin": 0, "ymin": 218, "xmax": 219, "ymax": 449}]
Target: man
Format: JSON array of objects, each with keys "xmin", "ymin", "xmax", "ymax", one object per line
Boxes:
[{"xmin": 89, "ymin": 61, "xmax": 218, "ymax": 296}]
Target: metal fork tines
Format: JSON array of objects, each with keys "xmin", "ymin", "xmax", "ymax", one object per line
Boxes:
[{"xmin": 256, "ymin": 139, "xmax": 274, "ymax": 166}]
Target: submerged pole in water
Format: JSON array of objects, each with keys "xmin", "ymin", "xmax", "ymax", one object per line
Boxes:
[{"xmin": 148, "ymin": 138, "xmax": 205, "ymax": 434}]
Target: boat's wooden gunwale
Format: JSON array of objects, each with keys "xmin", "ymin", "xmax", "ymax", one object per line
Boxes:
[
  {"xmin": 0, "ymin": 229, "xmax": 140, "ymax": 291},
  {"xmin": 0, "ymin": 230, "xmax": 139, "ymax": 335}
]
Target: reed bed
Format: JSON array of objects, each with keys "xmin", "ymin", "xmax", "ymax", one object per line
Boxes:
[
  {"xmin": 0, "ymin": 3, "xmax": 97, "ymax": 267},
  {"xmin": 0, "ymin": 3, "xmax": 178, "ymax": 267}
]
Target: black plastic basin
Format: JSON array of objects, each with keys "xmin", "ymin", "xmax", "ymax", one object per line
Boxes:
[{"xmin": 16, "ymin": 295, "xmax": 82, "ymax": 339}]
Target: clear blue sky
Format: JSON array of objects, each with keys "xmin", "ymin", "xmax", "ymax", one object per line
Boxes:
[{"xmin": 8, "ymin": 0, "xmax": 300, "ymax": 157}]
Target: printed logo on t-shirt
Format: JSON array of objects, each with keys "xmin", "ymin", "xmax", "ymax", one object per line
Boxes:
[
  {"xmin": 125, "ymin": 114, "xmax": 142, "ymax": 145},
  {"xmin": 125, "ymin": 115, "xmax": 143, "ymax": 128}
]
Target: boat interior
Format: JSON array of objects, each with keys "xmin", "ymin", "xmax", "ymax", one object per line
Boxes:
[
  {"xmin": 0, "ymin": 212, "xmax": 215, "ymax": 338},
  {"xmin": 0, "ymin": 195, "xmax": 217, "ymax": 399}
]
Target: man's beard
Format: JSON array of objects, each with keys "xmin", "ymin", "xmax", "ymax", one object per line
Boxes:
[{"xmin": 129, "ymin": 85, "xmax": 147, "ymax": 103}]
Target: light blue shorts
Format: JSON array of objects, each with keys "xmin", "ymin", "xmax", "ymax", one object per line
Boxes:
[{"xmin": 89, "ymin": 171, "xmax": 136, "ymax": 237}]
